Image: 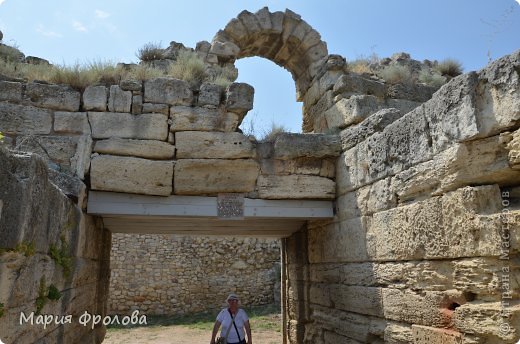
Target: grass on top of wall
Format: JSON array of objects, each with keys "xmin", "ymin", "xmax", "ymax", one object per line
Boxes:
[{"xmin": 0, "ymin": 42, "xmax": 236, "ymax": 91}]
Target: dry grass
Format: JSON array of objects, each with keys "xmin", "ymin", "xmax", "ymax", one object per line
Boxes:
[
  {"xmin": 0, "ymin": 43, "xmax": 24, "ymax": 63},
  {"xmin": 378, "ymin": 65, "xmax": 412, "ymax": 84},
  {"xmin": 435, "ymin": 58, "xmax": 463, "ymax": 77},
  {"xmin": 418, "ymin": 68, "xmax": 446, "ymax": 88},
  {"xmin": 0, "ymin": 40, "xmax": 238, "ymax": 91},
  {"xmin": 168, "ymin": 50, "xmax": 207, "ymax": 85},
  {"xmin": 137, "ymin": 42, "xmax": 164, "ymax": 62},
  {"xmin": 347, "ymin": 59, "xmax": 374, "ymax": 74}
]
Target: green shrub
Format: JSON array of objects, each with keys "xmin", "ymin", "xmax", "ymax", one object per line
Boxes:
[
  {"xmin": 435, "ymin": 58, "xmax": 463, "ymax": 77},
  {"xmin": 418, "ymin": 68, "xmax": 447, "ymax": 88},
  {"xmin": 14, "ymin": 241, "xmax": 35, "ymax": 256},
  {"xmin": 47, "ymin": 284, "xmax": 62, "ymax": 301},
  {"xmin": 168, "ymin": 50, "xmax": 207, "ymax": 85},
  {"xmin": 379, "ymin": 65, "xmax": 412, "ymax": 84},
  {"xmin": 137, "ymin": 42, "xmax": 164, "ymax": 62},
  {"xmin": 0, "ymin": 302, "xmax": 4, "ymax": 318}
]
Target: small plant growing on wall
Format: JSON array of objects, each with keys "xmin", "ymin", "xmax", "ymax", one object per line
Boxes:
[
  {"xmin": 49, "ymin": 235, "xmax": 73, "ymax": 278},
  {"xmin": 47, "ymin": 284, "xmax": 62, "ymax": 301},
  {"xmin": 0, "ymin": 302, "xmax": 5, "ymax": 318},
  {"xmin": 35, "ymin": 277, "xmax": 62, "ymax": 315},
  {"xmin": 35, "ymin": 277, "xmax": 47, "ymax": 315}
]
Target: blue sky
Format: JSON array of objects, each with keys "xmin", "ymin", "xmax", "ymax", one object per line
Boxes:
[{"xmin": 1, "ymin": 0, "xmax": 519, "ymax": 135}]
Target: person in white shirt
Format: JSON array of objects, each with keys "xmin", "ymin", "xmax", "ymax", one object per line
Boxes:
[{"xmin": 210, "ymin": 293, "xmax": 252, "ymax": 344}]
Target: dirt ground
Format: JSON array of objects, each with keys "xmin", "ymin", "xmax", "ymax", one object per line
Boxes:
[{"xmin": 103, "ymin": 324, "xmax": 282, "ymax": 344}]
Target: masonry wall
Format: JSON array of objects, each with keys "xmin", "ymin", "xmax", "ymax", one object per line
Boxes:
[
  {"xmin": 0, "ymin": 148, "xmax": 111, "ymax": 344},
  {"xmin": 109, "ymin": 234, "xmax": 281, "ymax": 315},
  {"xmin": 283, "ymin": 50, "xmax": 520, "ymax": 344}
]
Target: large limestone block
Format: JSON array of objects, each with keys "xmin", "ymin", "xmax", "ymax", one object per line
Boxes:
[
  {"xmin": 174, "ymin": 159, "xmax": 259, "ymax": 194},
  {"xmin": 382, "ymin": 288, "xmax": 466, "ymax": 327},
  {"xmin": 336, "ymin": 109, "xmax": 432, "ymax": 195},
  {"xmin": 83, "ymin": 85, "xmax": 107, "ymax": 111},
  {"xmin": 324, "ymin": 95, "xmax": 384, "ymax": 129},
  {"xmin": 507, "ymin": 129, "xmax": 520, "ymax": 169},
  {"xmin": 170, "ymin": 106, "xmax": 222, "ymax": 132},
  {"xmin": 144, "ymin": 77, "xmax": 192, "ymax": 106},
  {"xmin": 340, "ymin": 108, "xmax": 402, "ymax": 150},
  {"xmin": 391, "ymin": 135, "xmax": 520, "ymax": 202},
  {"xmin": 142, "ymin": 103, "xmax": 169, "ymax": 115},
  {"xmin": 475, "ymin": 50, "xmax": 520, "ymax": 138},
  {"xmin": 308, "ymin": 218, "xmax": 371, "ymax": 263},
  {"xmin": 54, "ymin": 111, "xmax": 91, "ymax": 134},
  {"xmin": 175, "ymin": 131, "xmax": 255, "ymax": 159},
  {"xmin": 273, "ymin": 133, "xmax": 341, "ymax": 159},
  {"xmin": 311, "ymin": 284, "xmax": 384, "ymax": 317},
  {"xmin": 412, "ymin": 325, "xmax": 463, "ymax": 344},
  {"xmin": 90, "ymin": 155, "xmax": 173, "ymax": 196},
  {"xmin": 0, "ymin": 149, "xmax": 76, "ymax": 250},
  {"xmin": 225, "ymin": 83, "xmax": 254, "ymax": 115},
  {"xmin": 94, "ymin": 138, "xmax": 175, "ymax": 159},
  {"xmin": 0, "ymin": 102, "xmax": 52, "ymax": 134},
  {"xmin": 108, "ymin": 85, "xmax": 132, "ymax": 113},
  {"xmin": 88, "ymin": 112, "xmax": 168, "ymax": 140},
  {"xmin": 15, "ymin": 135, "xmax": 80, "ymax": 165},
  {"xmin": 198, "ymin": 82, "xmax": 224, "ymax": 107},
  {"xmin": 367, "ymin": 185, "xmax": 504, "ymax": 261},
  {"xmin": 386, "ymin": 82, "xmax": 437, "ymax": 103},
  {"xmin": 24, "ymin": 82, "xmax": 80, "ymax": 111},
  {"xmin": 260, "ymin": 157, "xmax": 323, "ymax": 176},
  {"xmin": 0, "ymin": 81, "xmax": 22, "ymax": 101},
  {"xmin": 453, "ymin": 302, "xmax": 520, "ymax": 342},
  {"xmin": 333, "ymin": 74, "xmax": 385, "ymax": 98},
  {"xmin": 257, "ymin": 175, "xmax": 335, "ymax": 199}
]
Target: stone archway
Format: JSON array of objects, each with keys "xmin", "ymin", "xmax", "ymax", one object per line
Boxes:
[{"xmin": 209, "ymin": 8, "xmax": 328, "ymax": 102}]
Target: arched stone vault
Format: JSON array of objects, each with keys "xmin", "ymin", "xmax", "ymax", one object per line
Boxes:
[{"xmin": 209, "ymin": 7, "xmax": 329, "ymax": 102}]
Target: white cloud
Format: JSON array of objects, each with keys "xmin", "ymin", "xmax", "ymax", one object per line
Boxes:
[
  {"xmin": 72, "ymin": 21, "xmax": 88, "ymax": 32},
  {"xmin": 95, "ymin": 10, "xmax": 110, "ymax": 19},
  {"xmin": 36, "ymin": 25, "xmax": 62, "ymax": 38},
  {"xmin": 0, "ymin": 0, "xmax": 6, "ymax": 6},
  {"xmin": 516, "ymin": 0, "xmax": 520, "ymax": 5}
]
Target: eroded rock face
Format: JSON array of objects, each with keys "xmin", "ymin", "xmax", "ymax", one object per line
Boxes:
[{"xmin": 0, "ymin": 149, "xmax": 110, "ymax": 344}]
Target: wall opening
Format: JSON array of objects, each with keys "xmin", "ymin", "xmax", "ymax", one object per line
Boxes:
[{"xmin": 235, "ymin": 57, "xmax": 302, "ymax": 140}]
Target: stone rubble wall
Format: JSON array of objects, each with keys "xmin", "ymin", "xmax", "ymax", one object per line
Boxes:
[
  {"xmin": 108, "ymin": 234, "xmax": 280, "ymax": 316},
  {"xmin": 0, "ymin": 148, "xmax": 111, "ymax": 344},
  {"xmin": 283, "ymin": 50, "xmax": 520, "ymax": 344}
]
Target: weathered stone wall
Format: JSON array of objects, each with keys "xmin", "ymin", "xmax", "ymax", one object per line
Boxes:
[
  {"xmin": 1, "ymin": 7, "xmax": 519, "ymax": 344},
  {"xmin": 0, "ymin": 148, "xmax": 111, "ymax": 344},
  {"xmin": 282, "ymin": 51, "xmax": 520, "ymax": 344},
  {"xmin": 109, "ymin": 234, "xmax": 280, "ymax": 315},
  {"xmin": 0, "ymin": 78, "xmax": 340, "ymax": 199}
]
